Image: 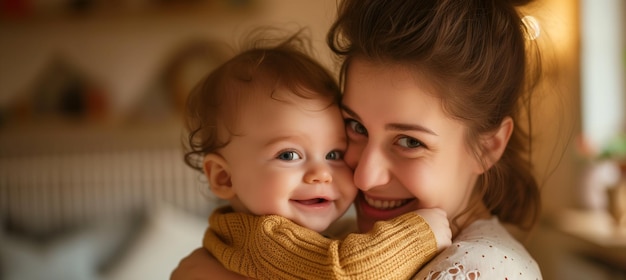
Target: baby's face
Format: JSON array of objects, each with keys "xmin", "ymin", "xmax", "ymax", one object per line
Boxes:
[{"xmin": 218, "ymin": 88, "xmax": 356, "ymax": 232}]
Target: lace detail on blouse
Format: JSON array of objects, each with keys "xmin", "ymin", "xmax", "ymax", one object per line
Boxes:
[
  {"xmin": 424, "ymin": 263, "xmax": 480, "ymax": 280},
  {"xmin": 414, "ymin": 217, "xmax": 542, "ymax": 280}
]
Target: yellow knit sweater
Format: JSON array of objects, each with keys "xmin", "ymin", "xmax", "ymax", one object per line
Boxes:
[{"xmin": 204, "ymin": 206, "xmax": 437, "ymax": 280}]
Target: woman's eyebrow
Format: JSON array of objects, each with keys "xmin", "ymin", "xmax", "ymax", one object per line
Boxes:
[
  {"xmin": 386, "ymin": 123, "xmax": 438, "ymax": 136},
  {"xmin": 340, "ymin": 105, "xmax": 360, "ymax": 120},
  {"xmin": 342, "ymin": 104, "xmax": 437, "ymax": 136}
]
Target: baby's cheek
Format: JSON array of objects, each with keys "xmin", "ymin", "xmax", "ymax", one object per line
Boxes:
[{"xmin": 339, "ymin": 168, "xmax": 358, "ymax": 194}]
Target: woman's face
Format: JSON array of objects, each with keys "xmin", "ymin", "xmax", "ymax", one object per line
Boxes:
[{"xmin": 342, "ymin": 59, "xmax": 485, "ymax": 232}]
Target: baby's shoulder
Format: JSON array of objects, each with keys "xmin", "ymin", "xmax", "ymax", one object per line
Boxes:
[{"xmin": 413, "ymin": 218, "xmax": 542, "ymax": 280}]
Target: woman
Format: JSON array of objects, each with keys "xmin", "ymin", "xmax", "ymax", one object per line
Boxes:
[{"xmin": 172, "ymin": 0, "xmax": 544, "ymax": 278}]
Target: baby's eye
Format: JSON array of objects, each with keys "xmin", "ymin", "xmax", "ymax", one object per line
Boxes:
[
  {"xmin": 397, "ymin": 136, "xmax": 423, "ymax": 149},
  {"xmin": 345, "ymin": 119, "xmax": 368, "ymax": 136},
  {"xmin": 325, "ymin": 150, "xmax": 344, "ymax": 160},
  {"xmin": 277, "ymin": 151, "xmax": 301, "ymax": 161}
]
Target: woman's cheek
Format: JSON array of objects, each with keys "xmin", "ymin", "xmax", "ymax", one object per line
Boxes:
[{"xmin": 403, "ymin": 166, "xmax": 439, "ymax": 206}]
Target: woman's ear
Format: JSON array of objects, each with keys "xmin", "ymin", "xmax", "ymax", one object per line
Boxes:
[
  {"xmin": 480, "ymin": 117, "xmax": 514, "ymax": 172},
  {"xmin": 202, "ymin": 153, "xmax": 235, "ymax": 200}
]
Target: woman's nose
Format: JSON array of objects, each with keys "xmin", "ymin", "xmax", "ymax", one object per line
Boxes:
[
  {"xmin": 352, "ymin": 144, "xmax": 389, "ymax": 191},
  {"xmin": 304, "ymin": 163, "xmax": 333, "ymax": 184}
]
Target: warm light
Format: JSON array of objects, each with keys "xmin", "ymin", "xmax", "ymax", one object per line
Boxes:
[{"xmin": 522, "ymin": 15, "xmax": 541, "ymax": 40}]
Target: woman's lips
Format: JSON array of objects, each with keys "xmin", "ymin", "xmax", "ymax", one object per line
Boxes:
[
  {"xmin": 357, "ymin": 193, "xmax": 416, "ymax": 220},
  {"xmin": 364, "ymin": 195, "xmax": 412, "ymax": 209}
]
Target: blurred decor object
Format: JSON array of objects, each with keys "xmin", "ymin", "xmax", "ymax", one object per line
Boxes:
[
  {"xmin": 165, "ymin": 39, "xmax": 227, "ymax": 113},
  {"xmin": 608, "ymin": 151, "xmax": 626, "ymax": 229},
  {"xmin": 580, "ymin": 160, "xmax": 621, "ymax": 211},
  {"xmin": 128, "ymin": 39, "xmax": 227, "ymax": 122},
  {"xmin": 598, "ymin": 133, "xmax": 626, "ymax": 161},
  {"xmin": 607, "ymin": 179, "xmax": 626, "ymax": 231},
  {"xmin": 577, "ymin": 134, "xmax": 623, "ymax": 210},
  {"xmin": 1, "ymin": 55, "xmax": 109, "ymax": 125},
  {"xmin": 602, "ymin": 133, "xmax": 626, "ymax": 230}
]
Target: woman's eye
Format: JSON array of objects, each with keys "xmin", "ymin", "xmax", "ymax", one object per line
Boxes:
[
  {"xmin": 325, "ymin": 150, "xmax": 344, "ymax": 160},
  {"xmin": 277, "ymin": 151, "xmax": 301, "ymax": 161},
  {"xmin": 345, "ymin": 119, "xmax": 368, "ymax": 136},
  {"xmin": 397, "ymin": 136, "xmax": 423, "ymax": 149}
]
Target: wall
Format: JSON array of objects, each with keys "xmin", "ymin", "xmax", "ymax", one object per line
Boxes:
[
  {"xmin": 529, "ymin": 0, "xmax": 582, "ymax": 215},
  {"xmin": 0, "ymin": 0, "xmax": 338, "ymax": 118},
  {"xmin": 580, "ymin": 0, "xmax": 626, "ymax": 151}
]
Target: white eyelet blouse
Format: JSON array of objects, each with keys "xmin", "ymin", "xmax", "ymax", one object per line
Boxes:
[{"xmin": 413, "ymin": 217, "xmax": 542, "ymax": 280}]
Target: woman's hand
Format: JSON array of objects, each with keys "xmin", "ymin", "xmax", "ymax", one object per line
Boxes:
[{"xmin": 170, "ymin": 248, "xmax": 250, "ymax": 280}]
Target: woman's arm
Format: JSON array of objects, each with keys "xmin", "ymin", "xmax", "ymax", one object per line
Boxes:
[{"xmin": 170, "ymin": 248, "xmax": 249, "ymax": 280}]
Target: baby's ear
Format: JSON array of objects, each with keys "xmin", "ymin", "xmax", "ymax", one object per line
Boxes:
[
  {"xmin": 480, "ymin": 117, "xmax": 514, "ymax": 172},
  {"xmin": 203, "ymin": 153, "xmax": 235, "ymax": 199}
]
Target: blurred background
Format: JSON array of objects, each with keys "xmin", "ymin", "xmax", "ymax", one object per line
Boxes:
[{"xmin": 0, "ymin": 0, "xmax": 624, "ymax": 279}]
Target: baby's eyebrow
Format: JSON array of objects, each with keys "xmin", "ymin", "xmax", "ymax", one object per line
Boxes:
[{"xmin": 263, "ymin": 135, "xmax": 302, "ymax": 148}]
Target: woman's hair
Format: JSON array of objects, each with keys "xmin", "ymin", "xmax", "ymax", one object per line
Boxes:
[
  {"xmin": 328, "ymin": 0, "xmax": 542, "ymax": 229},
  {"xmin": 184, "ymin": 29, "xmax": 341, "ymax": 171}
]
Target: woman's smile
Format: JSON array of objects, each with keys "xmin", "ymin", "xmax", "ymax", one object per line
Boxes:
[
  {"xmin": 355, "ymin": 192, "xmax": 418, "ymax": 224},
  {"xmin": 363, "ymin": 194, "xmax": 412, "ymax": 210}
]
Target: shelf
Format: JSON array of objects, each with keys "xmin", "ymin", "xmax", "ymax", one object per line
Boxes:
[
  {"xmin": 555, "ymin": 209, "xmax": 626, "ymax": 269},
  {"xmin": 0, "ymin": 0, "xmax": 259, "ymax": 24},
  {"xmin": 0, "ymin": 117, "xmax": 186, "ymax": 156}
]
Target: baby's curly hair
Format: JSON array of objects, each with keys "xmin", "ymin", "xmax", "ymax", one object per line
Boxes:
[{"xmin": 183, "ymin": 28, "xmax": 341, "ymax": 172}]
